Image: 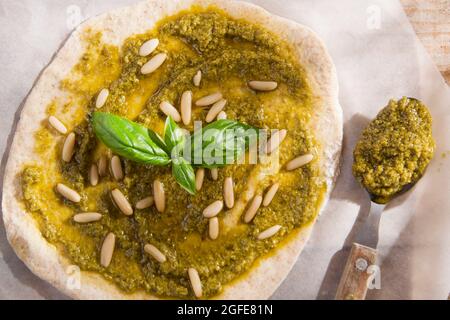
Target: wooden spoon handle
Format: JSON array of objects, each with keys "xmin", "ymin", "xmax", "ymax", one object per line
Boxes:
[{"xmin": 335, "ymin": 242, "xmax": 377, "ymax": 300}]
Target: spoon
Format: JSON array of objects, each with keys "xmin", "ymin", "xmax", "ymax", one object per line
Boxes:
[
  {"xmin": 335, "ymin": 178, "xmax": 424, "ymax": 300},
  {"xmin": 335, "ymin": 97, "xmax": 433, "ymax": 299}
]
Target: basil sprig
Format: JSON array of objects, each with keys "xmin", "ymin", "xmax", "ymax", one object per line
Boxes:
[
  {"xmin": 189, "ymin": 119, "xmax": 259, "ymax": 168},
  {"xmin": 92, "ymin": 112, "xmax": 170, "ymax": 166},
  {"xmin": 91, "ymin": 112, "xmax": 259, "ymax": 195},
  {"xmin": 163, "ymin": 117, "xmax": 195, "ymax": 194},
  {"xmin": 172, "ymin": 156, "xmax": 196, "ymax": 195},
  {"xmin": 163, "ymin": 116, "xmax": 186, "ymax": 155}
]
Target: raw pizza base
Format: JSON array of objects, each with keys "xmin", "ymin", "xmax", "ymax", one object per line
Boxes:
[{"xmin": 2, "ymin": 0, "xmax": 342, "ymax": 299}]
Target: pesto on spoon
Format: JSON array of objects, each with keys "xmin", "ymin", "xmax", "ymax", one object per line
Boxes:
[
  {"xmin": 336, "ymin": 97, "xmax": 435, "ymax": 300},
  {"xmin": 352, "ymin": 97, "xmax": 435, "ymax": 204}
]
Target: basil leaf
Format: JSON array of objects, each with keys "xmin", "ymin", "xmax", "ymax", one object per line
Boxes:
[
  {"xmin": 92, "ymin": 112, "xmax": 171, "ymax": 166},
  {"xmin": 147, "ymin": 130, "xmax": 170, "ymax": 155},
  {"xmin": 163, "ymin": 116, "xmax": 186, "ymax": 156},
  {"xmin": 172, "ymin": 157, "xmax": 196, "ymax": 195},
  {"xmin": 188, "ymin": 119, "xmax": 259, "ymax": 168}
]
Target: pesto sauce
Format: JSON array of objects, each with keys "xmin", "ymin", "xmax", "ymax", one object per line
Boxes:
[
  {"xmin": 21, "ymin": 8, "xmax": 325, "ymax": 298},
  {"xmin": 353, "ymin": 97, "xmax": 435, "ymax": 204}
]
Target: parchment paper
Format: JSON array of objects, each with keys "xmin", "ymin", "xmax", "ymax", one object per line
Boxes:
[{"xmin": 0, "ymin": 0, "xmax": 449, "ymax": 300}]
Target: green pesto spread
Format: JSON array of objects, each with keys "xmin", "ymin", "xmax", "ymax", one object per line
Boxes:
[
  {"xmin": 21, "ymin": 8, "xmax": 325, "ymax": 298},
  {"xmin": 353, "ymin": 97, "xmax": 435, "ymax": 204}
]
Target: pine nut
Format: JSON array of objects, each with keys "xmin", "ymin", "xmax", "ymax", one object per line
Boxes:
[
  {"xmin": 73, "ymin": 212, "xmax": 102, "ymax": 223},
  {"xmin": 266, "ymin": 129, "xmax": 287, "ymax": 154},
  {"xmin": 144, "ymin": 244, "xmax": 166, "ymax": 263},
  {"xmin": 97, "ymin": 155, "xmax": 107, "ymax": 177},
  {"xmin": 90, "ymin": 164, "xmax": 99, "ymax": 186},
  {"xmin": 141, "ymin": 53, "xmax": 167, "ymax": 74},
  {"xmin": 188, "ymin": 268, "xmax": 202, "ymax": 298},
  {"xmin": 209, "ymin": 217, "xmax": 219, "ymax": 240},
  {"xmin": 62, "ymin": 132, "xmax": 76, "ymax": 162},
  {"xmin": 286, "ymin": 154, "xmax": 314, "ymax": 171},
  {"xmin": 139, "ymin": 38, "xmax": 159, "ymax": 56},
  {"xmin": 195, "ymin": 168, "xmax": 205, "ymax": 191},
  {"xmin": 217, "ymin": 111, "xmax": 227, "ymax": 120},
  {"xmin": 96, "ymin": 88, "xmax": 109, "ymax": 108},
  {"xmin": 203, "ymin": 200, "xmax": 223, "ymax": 218},
  {"xmin": 193, "ymin": 70, "xmax": 202, "ymax": 86},
  {"xmin": 100, "ymin": 232, "xmax": 115, "ymax": 267},
  {"xmin": 48, "ymin": 116, "xmax": 67, "ymax": 134},
  {"xmin": 195, "ymin": 92, "xmax": 222, "ymax": 107},
  {"xmin": 153, "ymin": 180, "xmax": 165, "ymax": 212},
  {"xmin": 111, "ymin": 155, "xmax": 123, "ymax": 180},
  {"xmin": 160, "ymin": 101, "xmax": 181, "ymax": 122},
  {"xmin": 257, "ymin": 225, "xmax": 282, "ymax": 240},
  {"xmin": 263, "ymin": 183, "xmax": 280, "ymax": 207},
  {"xmin": 111, "ymin": 189, "xmax": 133, "ymax": 216},
  {"xmin": 210, "ymin": 168, "xmax": 218, "ymax": 180},
  {"xmin": 56, "ymin": 183, "xmax": 81, "ymax": 203},
  {"xmin": 244, "ymin": 195, "xmax": 263, "ymax": 223},
  {"xmin": 180, "ymin": 90, "xmax": 192, "ymax": 125},
  {"xmin": 248, "ymin": 81, "xmax": 278, "ymax": 91},
  {"xmin": 205, "ymin": 99, "xmax": 226, "ymax": 123},
  {"xmin": 135, "ymin": 196, "xmax": 154, "ymax": 209},
  {"xmin": 223, "ymin": 177, "xmax": 234, "ymax": 209}
]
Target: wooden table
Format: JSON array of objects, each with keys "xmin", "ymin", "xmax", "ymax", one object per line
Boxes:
[{"xmin": 401, "ymin": 0, "xmax": 450, "ymax": 85}]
